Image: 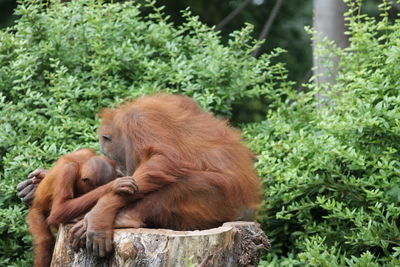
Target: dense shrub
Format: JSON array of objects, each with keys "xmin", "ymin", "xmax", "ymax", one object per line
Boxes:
[
  {"xmin": 249, "ymin": 1, "xmax": 400, "ymax": 266},
  {"xmin": 2, "ymin": 0, "xmax": 399, "ymax": 266},
  {"xmin": 0, "ymin": 0, "xmax": 287, "ymax": 265}
]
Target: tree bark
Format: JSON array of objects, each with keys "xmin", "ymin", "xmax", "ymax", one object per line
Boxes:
[
  {"xmin": 51, "ymin": 221, "xmax": 269, "ymax": 267},
  {"xmin": 313, "ymin": 0, "xmax": 349, "ymax": 85}
]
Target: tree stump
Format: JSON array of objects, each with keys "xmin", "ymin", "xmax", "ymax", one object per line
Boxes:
[{"xmin": 51, "ymin": 222, "xmax": 269, "ymax": 267}]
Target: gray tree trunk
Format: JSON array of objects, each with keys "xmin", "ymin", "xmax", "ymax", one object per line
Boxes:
[
  {"xmin": 313, "ymin": 0, "xmax": 349, "ymax": 85},
  {"xmin": 51, "ymin": 221, "xmax": 269, "ymax": 267}
]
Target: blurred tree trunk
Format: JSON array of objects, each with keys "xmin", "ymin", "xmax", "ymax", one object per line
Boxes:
[{"xmin": 313, "ymin": 0, "xmax": 348, "ymax": 87}]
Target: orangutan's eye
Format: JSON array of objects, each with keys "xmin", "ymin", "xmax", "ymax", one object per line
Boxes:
[
  {"xmin": 82, "ymin": 178, "xmax": 90, "ymax": 183},
  {"xmin": 102, "ymin": 135, "xmax": 112, "ymax": 142}
]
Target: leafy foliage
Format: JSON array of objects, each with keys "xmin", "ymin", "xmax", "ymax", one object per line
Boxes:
[
  {"xmin": 248, "ymin": 1, "xmax": 400, "ymax": 265},
  {"xmin": 0, "ymin": 0, "xmax": 285, "ymax": 265},
  {"xmin": 2, "ymin": 0, "xmax": 400, "ymax": 266}
]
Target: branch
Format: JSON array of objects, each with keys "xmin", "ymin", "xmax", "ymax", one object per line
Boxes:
[
  {"xmin": 216, "ymin": 0, "xmax": 252, "ymax": 31},
  {"xmin": 251, "ymin": 0, "xmax": 283, "ymax": 57}
]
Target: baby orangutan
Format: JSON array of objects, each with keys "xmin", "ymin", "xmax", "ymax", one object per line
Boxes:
[{"xmin": 27, "ymin": 148, "xmax": 117, "ymax": 267}]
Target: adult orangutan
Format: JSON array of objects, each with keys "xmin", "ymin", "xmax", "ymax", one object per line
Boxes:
[
  {"xmin": 27, "ymin": 149, "xmax": 118, "ymax": 267},
  {"xmin": 18, "ymin": 94, "xmax": 262, "ymax": 258}
]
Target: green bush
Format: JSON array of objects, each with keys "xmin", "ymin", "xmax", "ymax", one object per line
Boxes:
[
  {"xmin": 248, "ymin": 1, "xmax": 400, "ymax": 266},
  {"xmin": 3, "ymin": 0, "xmax": 399, "ymax": 266},
  {"xmin": 0, "ymin": 0, "xmax": 286, "ymax": 265}
]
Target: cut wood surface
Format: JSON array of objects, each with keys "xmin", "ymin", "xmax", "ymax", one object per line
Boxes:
[{"xmin": 51, "ymin": 221, "xmax": 269, "ymax": 267}]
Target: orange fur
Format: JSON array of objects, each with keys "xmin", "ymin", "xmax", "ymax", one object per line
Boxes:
[
  {"xmin": 27, "ymin": 149, "xmax": 116, "ymax": 267},
  {"xmin": 87, "ymin": 94, "xmax": 261, "ymax": 235}
]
